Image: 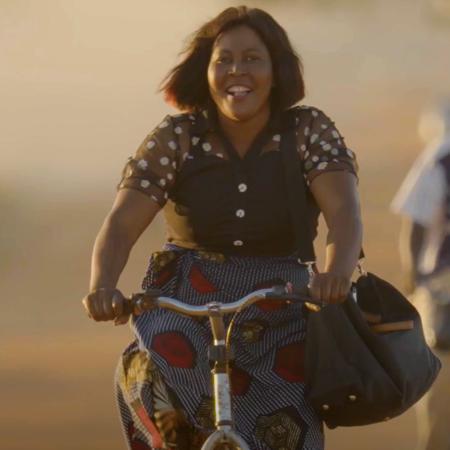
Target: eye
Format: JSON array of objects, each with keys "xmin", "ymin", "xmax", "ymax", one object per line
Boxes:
[
  {"xmin": 215, "ymin": 55, "xmax": 232, "ymax": 64},
  {"xmin": 245, "ymin": 54, "xmax": 260, "ymax": 62}
]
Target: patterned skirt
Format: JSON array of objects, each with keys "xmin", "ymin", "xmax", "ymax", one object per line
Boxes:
[{"xmin": 115, "ymin": 246, "xmax": 324, "ymax": 450}]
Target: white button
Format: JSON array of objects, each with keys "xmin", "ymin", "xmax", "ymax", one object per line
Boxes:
[
  {"xmin": 236, "ymin": 209, "xmax": 245, "ymax": 218},
  {"xmin": 238, "ymin": 183, "xmax": 247, "ymax": 193},
  {"xmin": 233, "ymin": 240, "xmax": 244, "ymax": 247}
]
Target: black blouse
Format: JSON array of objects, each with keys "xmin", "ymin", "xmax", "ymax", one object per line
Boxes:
[{"xmin": 118, "ymin": 106, "xmax": 358, "ymax": 256}]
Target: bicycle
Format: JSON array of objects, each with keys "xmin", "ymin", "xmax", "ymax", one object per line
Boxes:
[{"xmin": 122, "ymin": 284, "xmax": 322, "ymax": 450}]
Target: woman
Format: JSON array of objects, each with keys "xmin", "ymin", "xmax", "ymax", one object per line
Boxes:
[{"xmin": 82, "ymin": 6, "xmax": 362, "ymax": 450}]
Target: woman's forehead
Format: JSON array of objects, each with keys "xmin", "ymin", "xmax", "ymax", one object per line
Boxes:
[{"xmin": 213, "ymin": 25, "xmax": 267, "ymax": 52}]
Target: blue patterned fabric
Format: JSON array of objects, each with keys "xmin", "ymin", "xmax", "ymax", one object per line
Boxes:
[{"xmin": 116, "ymin": 246, "xmax": 324, "ymax": 450}]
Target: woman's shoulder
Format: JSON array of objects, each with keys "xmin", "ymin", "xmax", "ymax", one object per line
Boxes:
[
  {"xmin": 152, "ymin": 112, "xmax": 193, "ymax": 131},
  {"xmin": 152, "ymin": 111, "xmax": 210, "ymax": 139},
  {"xmin": 144, "ymin": 112, "xmax": 199, "ymax": 150},
  {"xmin": 288, "ymin": 104, "xmax": 344, "ymax": 138},
  {"xmin": 287, "ymin": 104, "xmax": 358, "ymax": 182},
  {"xmin": 288, "ymin": 104, "xmax": 332, "ymax": 122}
]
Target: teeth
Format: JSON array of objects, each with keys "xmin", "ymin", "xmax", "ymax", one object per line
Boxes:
[{"xmin": 227, "ymin": 85, "xmax": 251, "ymax": 94}]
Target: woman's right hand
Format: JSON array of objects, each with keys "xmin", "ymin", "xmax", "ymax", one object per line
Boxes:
[{"xmin": 82, "ymin": 288, "xmax": 128, "ymax": 324}]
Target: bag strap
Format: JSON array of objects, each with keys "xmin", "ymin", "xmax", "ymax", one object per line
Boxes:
[
  {"xmin": 280, "ymin": 109, "xmax": 365, "ymax": 263},
  {"xmin": 280, "ymin": 111, "xmax": 316, "ymax": 263}
]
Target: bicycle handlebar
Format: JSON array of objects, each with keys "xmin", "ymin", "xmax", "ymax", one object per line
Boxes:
[{"xmin": 124, "ymin": 285, "xmax": 323, "ymax": 317}]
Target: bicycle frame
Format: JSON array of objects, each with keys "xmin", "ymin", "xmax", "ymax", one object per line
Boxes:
[{"xmin": 129, "ymin": 286, "xmax": 319, "ymax": 450}]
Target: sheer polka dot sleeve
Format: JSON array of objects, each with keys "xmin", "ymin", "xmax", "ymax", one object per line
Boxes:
[
  {"xmin": 297, "ymin": 107, "xmax": 358, "ymax": 184},
  {"xmin": 117, "ymin": 116, "xmax": 181, "ymax": 207}
]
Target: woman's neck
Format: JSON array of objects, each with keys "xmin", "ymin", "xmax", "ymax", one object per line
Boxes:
[{"xmin": 217, "ymin": 108, "xmax": 271, "ymax": 157}]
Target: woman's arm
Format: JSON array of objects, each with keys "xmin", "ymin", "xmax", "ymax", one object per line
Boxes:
[
  {"xmin": 83, "ymin": 189, "xmax": 160, "ymax": 321},
  {"xmin": 309, "ymin": 171, "xmax": 363, "ymax": 303}
]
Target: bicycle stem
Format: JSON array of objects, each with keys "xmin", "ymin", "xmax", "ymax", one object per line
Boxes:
[{"xmin": 207, "ymin": 302, "xmax": 234, "ymax": 431}]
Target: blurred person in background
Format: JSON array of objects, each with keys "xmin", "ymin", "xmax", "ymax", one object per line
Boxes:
[
  {"xmin": 81, "ymin": 6, "xmax": 362, "ymax": 450},
  {"xmin": 391, "ymin": 100, "xmax": 450, "ymax": 450}
]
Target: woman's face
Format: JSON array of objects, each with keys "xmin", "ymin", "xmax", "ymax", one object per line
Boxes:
[{"xmin": 207, "ymin": 25, "xmax": 273, "ymax": 123}]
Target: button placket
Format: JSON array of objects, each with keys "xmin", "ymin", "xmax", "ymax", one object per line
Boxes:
[{"xmin": 232, "ymin": 164, "xmax": 248, "ymax": 248}]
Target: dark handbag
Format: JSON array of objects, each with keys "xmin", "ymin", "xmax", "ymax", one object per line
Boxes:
[
  {"xmin": 305, "ymin": 273, "xmax": 441, "ymax": 427},
  {"xmin": 280, "ymin": 112, "xmax": 441, "ymax": 428}
]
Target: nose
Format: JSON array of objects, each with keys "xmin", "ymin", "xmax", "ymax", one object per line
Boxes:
[{"xmin": 228, "ymin": 60, "xmax": 247, "ymax": 75}]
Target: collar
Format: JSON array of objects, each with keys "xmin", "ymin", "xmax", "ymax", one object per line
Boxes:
[{"xmin": 191, "ymin": 106, "xmax": 298, "ymax": 137}]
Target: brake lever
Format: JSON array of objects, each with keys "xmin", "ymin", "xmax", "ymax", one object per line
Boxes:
[
  {"xmin": 124, "ymin": 289, "xmax": 163, "ymax": 315},
  {"xmin": 265, "ymin": 285, "xmax": 324, "ymax": 311}
]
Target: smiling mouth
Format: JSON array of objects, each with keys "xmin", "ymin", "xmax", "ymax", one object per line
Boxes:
[{"xmin": 226, "ymin": 85, "xmax": 252, "ymax": 98}]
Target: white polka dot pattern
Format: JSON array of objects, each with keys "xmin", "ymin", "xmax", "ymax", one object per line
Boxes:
[
  {"xmin": 295, "ymin": 106, "xmax": 357, "ymax": 182},
  {"xmin": 137, "ymin": 159, "xmax": 148, "ymax": 170},
  {"xmin": 118, "ymin": 108, "xmax": 357, "ymax": 209},
  {"xmin": 119, "ymin": 115, "xmax": 180, "ymax": 207}
]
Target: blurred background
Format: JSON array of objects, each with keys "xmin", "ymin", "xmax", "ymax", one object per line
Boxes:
[{"xmin": 1, "ymin": 0, "xmax": 450, "ymax": 449}]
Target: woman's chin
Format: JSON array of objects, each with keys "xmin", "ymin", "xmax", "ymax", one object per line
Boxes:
[
  {"xmin": 216, "ymin": 99, "xmax": 270, "ymax": 124},
  {"xmin": 223, "ymin": 107, "xmax": 262, "ymax": 123}
]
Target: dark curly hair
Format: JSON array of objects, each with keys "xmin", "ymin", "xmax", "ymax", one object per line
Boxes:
[{"xmin": 160, "ymin": 6, "xmax": 305, "ymax": 114}]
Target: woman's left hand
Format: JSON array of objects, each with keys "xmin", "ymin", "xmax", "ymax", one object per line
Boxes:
[{"xmin": 309, "ymin": 272, "xmax": 352, "ymax": 304}]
